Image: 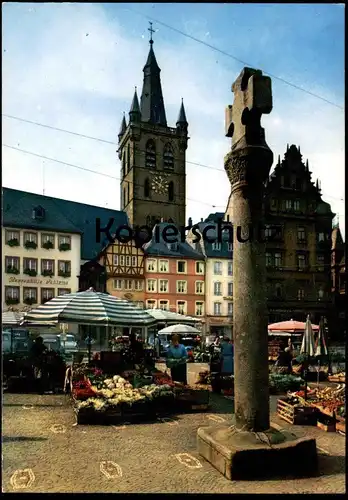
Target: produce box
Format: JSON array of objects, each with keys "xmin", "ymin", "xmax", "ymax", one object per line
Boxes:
[
  {"xmin": 328, "ymin": 374, "xmax": 346, "ymax": 383},
  {"xmin": 317, "ymin": 415, "xmax": 336, "ymax": 432},
  {"xmin": 336, "ymin": 415, "xmax": 345, "ymax": 435},
  {"xmin": 174, "ymin": 387, "xmax": 210, "ymax": 412},
  {"xmin": 277, "ymin": 397, "xmax": 319, "ymax": 425}
]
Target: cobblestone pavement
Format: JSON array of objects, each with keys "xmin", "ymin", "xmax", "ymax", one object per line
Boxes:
[{"xmin": 2, "ymin": 364, "xmax": 346, "ymax": 494}]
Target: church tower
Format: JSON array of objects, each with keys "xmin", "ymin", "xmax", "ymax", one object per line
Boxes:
[{"xmin": 118, "ymin": 23, "xmax": 188, "ymax": 230}]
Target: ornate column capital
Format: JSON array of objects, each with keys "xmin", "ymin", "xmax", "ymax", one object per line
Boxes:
[{"xmin": 224, "ymin": 145, "xmax": 273, "ymax": 195}]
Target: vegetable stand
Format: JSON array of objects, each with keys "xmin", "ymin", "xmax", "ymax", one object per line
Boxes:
[{"xmin": 70, "ymin": 364, "xmax": 210, "ymax": 424}]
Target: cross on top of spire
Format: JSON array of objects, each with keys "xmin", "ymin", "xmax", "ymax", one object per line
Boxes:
[{"xmin": 148, "ymin": 22, "xmax": 155, "ymax": 45}]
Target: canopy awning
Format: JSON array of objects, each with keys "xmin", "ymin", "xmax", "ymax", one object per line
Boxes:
[
  {"xmin": 21, "ymin": 288, "xmax": 157, "ymax": 327},
  {"xmin": 268, "ymin": 319, "xmax": 319, "ymax": 333},
  {"xmin": 145, "ymin": 309, "xmax": 200, "ymax": 325}
]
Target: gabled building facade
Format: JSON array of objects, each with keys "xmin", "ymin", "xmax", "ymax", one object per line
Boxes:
[
  {"xmin": 331, "ymin": 224, "xmax": 346, "ymax": 339},
  {"xmin": 188, "ymin": 213, "xmax": 233, "ymax": 338},
  {"xmin": 117, "ymin": 36, "xmax": 188, "ymax": 230},
  {"xmin": 263, "ymin": 145, "xmax": 334, "ymax": 325},
  {"xmin": 2, "ymin": 187, "xmax": 127, "ymax": 312},
  {"xmin": 143, "ymin": 223, "xmax": 206, "ymax": 319},
  {"xmin": 98, "ymin": 237, "xmax": 145, "ymax": 308}
]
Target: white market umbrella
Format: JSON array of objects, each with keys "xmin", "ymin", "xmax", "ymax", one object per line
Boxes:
[
  {"xmin": 315, "ymin": 317, "xmax": 329, "ymax": 386},
  {"xmin": 146, "ymin": 309, "xmax": 200, "ymax": 325},
  {"xmin": 300, "ymin": 315, "xmax": 316, "ymax": 399},
  {"xmin": 158, "ymin": 324, "xmax": 201, "ymax": 336}
]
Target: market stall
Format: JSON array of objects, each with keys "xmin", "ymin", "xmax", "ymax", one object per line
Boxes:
[
  {"xmin": 69, "ymin": 362, "xmax": 210, "ymax": 425},
  {"xmin": 277, "ymin": 384, "xmax": 346, "ymax": 435}
]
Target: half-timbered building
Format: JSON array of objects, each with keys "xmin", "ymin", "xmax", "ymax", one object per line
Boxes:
[{"xmin": 99, "ymin": 238, "xmax": 146, "ymax": 308}]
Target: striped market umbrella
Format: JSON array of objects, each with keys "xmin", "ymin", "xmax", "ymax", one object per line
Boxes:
[
  {"xmin": 21, "ymin": 288, "xmax": 157, "ymax": 327},
  {"xmin": 2, "ymin": 310, "xmax": 22, "ymax": 326},
  {"xmin": 300, "ymin": 315, "xmax": 316, "ymax": 399}
]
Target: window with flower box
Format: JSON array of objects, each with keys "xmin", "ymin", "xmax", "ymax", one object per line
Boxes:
[
  {"xmin": 177, "ymin": 301, "xmax": 187, "ymax": 315},
  {"xmin": 176, "ymin": 280, "xmax": 187, "ymax": 293},
  {"xmin": 159, "ymin": 300, "xmax": 169, "ymax": 311},
  {"xmin": 5, "ymin": 286, "xmax": 20, "ymax": 304},
  {"xmin": 23, "ymin": 232, "xmax": 38, "ymax": 249},
  {"xmin": 23, "ymin": 287, "xmax": 38, "ymax": 305},
  {"xmin": 147, "ymin": 279, "xmax": 157, "ymax": 292},
  {"xmin": 41, "ymin": 288, "xmax": 55, "ymax": 304},
  {"xmin": 6, "ymin": 230, "xmax": 20, "ymax": 247},
  {"xmin": 58, "ymin": 235, "xmax": 71, "ymax": 251},
  {"xmin": 195, "ymin": 301, "xmax": 204, "ymax": 316},
  {"xmin": 58, "ymin": 261, "xmax": 71, "ymax": 278},
  {"xmin": 195, "ymin": 281, "xmax": 204, "ymax": 294},
  {"xmin": 159, "ymin": 279, "xmax": 169, "ymax": 293},
  {"xmin": 5, "ymin": 256, "xmax": 20, "ymax": 274},
  {"xmin": 41, "ymin": 259, "xmax": 55, "ymax": 277},
  {"xmin": 23, "ymin": 258, "xmax": 38, "ymax": 276},
  {"xmin": 42, "ymin": 233, "xmax": 55, "ymax": 249},
  {"xmin": 58, "ymin": 288, "xmax": 71, "ymax": 296},
  {"xmin": 159, "ymin": 259, "xmax": 169, "ymax": 272}
]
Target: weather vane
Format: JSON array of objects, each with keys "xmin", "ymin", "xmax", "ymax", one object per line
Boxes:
[{"xmin": 148, "ymin": 22, "xmax": 155, "ymax": 44}]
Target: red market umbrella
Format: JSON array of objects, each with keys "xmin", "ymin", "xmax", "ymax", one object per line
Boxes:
[{"xmin": 268, "ymin": 319, "xmax": 319, "ymax": 333}]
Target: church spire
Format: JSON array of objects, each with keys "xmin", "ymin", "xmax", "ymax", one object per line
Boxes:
[
  {"xmin": 129, "ymin": 87, "xmax": 141, "ymax": 123},
  {"xmin": 140, "ymin": 22, "xmax": 167, "ymax": 126},
  {"xmin": 176, "ymin": 98, "xmax": 188, "ymax": 128},
  {"xmin": 118, "ymin": 112, "xmax": 127, "ymax": 140}
]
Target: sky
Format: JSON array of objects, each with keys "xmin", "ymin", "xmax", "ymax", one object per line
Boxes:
[{"xmin": 2, "ymin": 3, "xmax": 345, "ymax": 238}]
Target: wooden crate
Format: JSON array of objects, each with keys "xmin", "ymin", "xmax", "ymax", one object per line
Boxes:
[
  {"xmin": 277, "ymin": 397, "xmax": 319, "ymax": 425},
  {"xmin": 317, "ymin": 416, "xmax": 336, "ymax": 432},
  {"xmin": 336, "ymin": 415, "xmax": 345, "ymax": 435}
]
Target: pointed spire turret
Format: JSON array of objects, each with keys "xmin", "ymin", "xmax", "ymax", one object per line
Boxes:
[
  {"xmin": 286, "ymin": 143, "xmax": 289, "ymax": 152},
  {"xmin": 176, "ymin": 98, "xmax": 188, "ymax": 129},
  {"xmin": 129, "ymin": 87, "xmax": 141, "ymax": 123},
  {"xmin": 140, "ymin": 23, "xmax": 167, "ymax": 126},
  {"xmin": 305, "ymin": 159, "xmax": 309, "ymax": 171},
  {"xmin": 118, "ymin": 113, "xmax": 127, "ymax": 140},
  {"xmin": 277, "ymin": 154, "xmax": 280, "ymax": 166}
]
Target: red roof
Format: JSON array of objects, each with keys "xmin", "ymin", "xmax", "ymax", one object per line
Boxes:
[{"xmin": 268, "ymin": 319, "xmax": 319, "ymax": 332}]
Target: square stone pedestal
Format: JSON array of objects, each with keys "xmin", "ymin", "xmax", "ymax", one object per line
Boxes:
[{"xmin": 197, "ymin": 424, "xmax": 318, "ymax": 480}]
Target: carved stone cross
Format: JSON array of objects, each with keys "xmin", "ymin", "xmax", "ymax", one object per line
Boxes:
[{"xmin": 225, "ymin": 67, "xmax": 272, "ymax": 149}]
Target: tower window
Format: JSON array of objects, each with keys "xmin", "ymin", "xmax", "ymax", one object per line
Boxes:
[
  {"xmin": 163, "ymin": 143, "xmax": 174, "ymax": 170},
  {"xmin": 144, "ymin": 178, "xmax": 151, "ymax": 198},
  {"xmin": 123, "ymin": 153, "xmax": 127, "ymax": 177},
  {"xmin": 127, "ymin": 182, "xmax": 130, "ymax": 204},
  {"xmin": 127, "ymin": 144, "xmax": 131, "ymax": 171},
  {"xmin": 123, "ymin": 187, "xmax": 127, "ymax": 207},
  {"xmin": 168, "ymin": 181, "xmax": 174, "ymax": 202},
  {"xmin": 145, "ymin": 140, "xmax": 156, "ymax": 169}
]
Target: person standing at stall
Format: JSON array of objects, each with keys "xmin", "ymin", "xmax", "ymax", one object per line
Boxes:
[
  {"xmin": 166, "ymin": 334, "xmax": 188, "ymax": 385},
  {"xmin": 220, "ymin": 336, "xmax": 234, "ymax": 375}
]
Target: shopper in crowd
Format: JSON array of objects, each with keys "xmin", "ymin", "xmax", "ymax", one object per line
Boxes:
[
  {"xmin": 166, "ymin": 334, "xmax": 188, "ymax": 385},
  {"xmin": 275, "ymin": 342, "xmax": 292, "ymax": 374},
  {"xmin": 220, "ymin": 336, "xmax": 234, "ymax": 375}
]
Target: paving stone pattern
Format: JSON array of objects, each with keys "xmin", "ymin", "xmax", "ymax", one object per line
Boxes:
[{"xmin": 2, "ymin": 364, "xmax": 346, "ymax": 493}]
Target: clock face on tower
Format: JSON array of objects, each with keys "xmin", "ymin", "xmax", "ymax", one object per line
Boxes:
[{"xmin": 151, "ymin": 173, "xmax": 169, "ymax": 195}]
